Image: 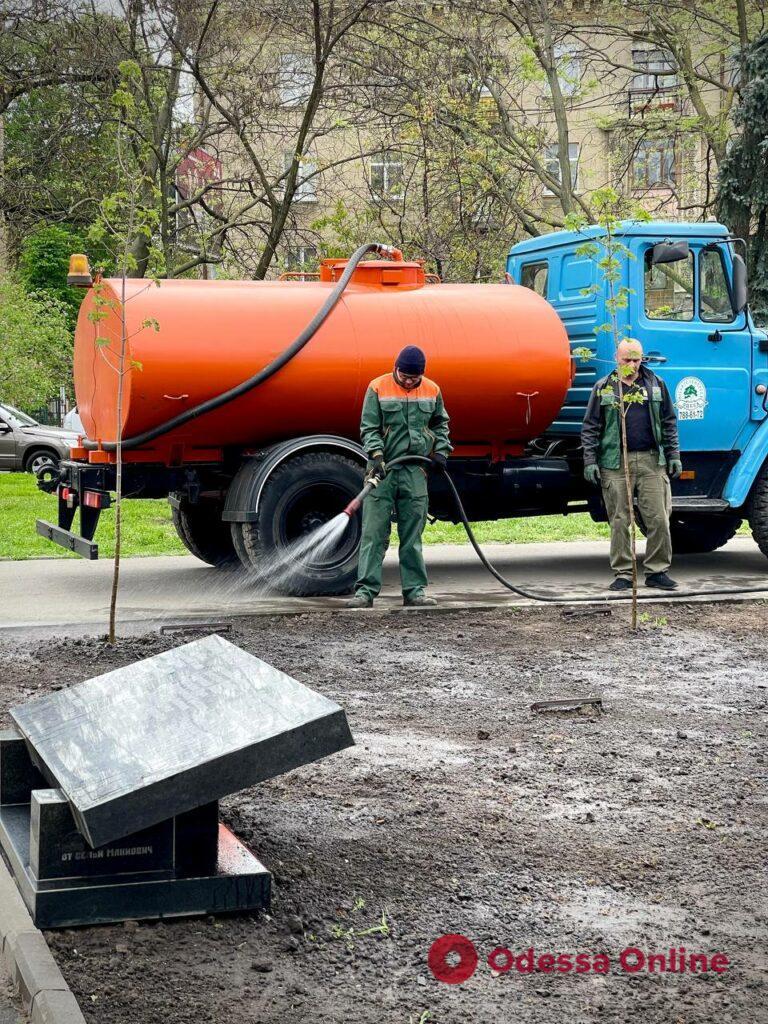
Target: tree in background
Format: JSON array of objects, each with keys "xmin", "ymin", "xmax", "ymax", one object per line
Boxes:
[
  {"xmin": 0, "ymin": 279, "xmax": 73, "ymax": 408},
  {"xmin": 717, "ymin": 32, "xmax": 768, "ymax": 323},
  {"xmin": 309, "ymin": 6, "xmax": 526, "ymax": 280},
  {"xmin": 18, "ymin": 224, "xmax": 91, "ymax": 329}
]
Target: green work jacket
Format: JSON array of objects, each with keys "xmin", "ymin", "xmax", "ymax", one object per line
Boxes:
[
  {"xmin": 360, "ymin": 373, "xmax": 452, "ymax": 464},
  {"xmin": 581, "ymin": 365, "xmax": 680, "ymax": 471}
]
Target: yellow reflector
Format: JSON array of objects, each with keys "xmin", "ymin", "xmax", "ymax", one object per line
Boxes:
[{"xmin": 680, "ymin": 470, "xmax": 695, "ymax": 480}]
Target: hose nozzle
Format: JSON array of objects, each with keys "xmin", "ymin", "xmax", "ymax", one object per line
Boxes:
[{"xmin": 344, "ymin": 477, "xmax": 379, "ymax": 516}]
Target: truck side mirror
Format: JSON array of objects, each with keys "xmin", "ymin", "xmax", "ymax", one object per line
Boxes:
[
  {"xmin": 650, "ymin": 240, "xmax": 690, "ymax": 265},
  {"xmin": 0, "ymin": 421, "xmax": 12, "ymax": 434},
  {"xmin": 732, "ymin": 253, "xmax": 748, "ymax": 313}
]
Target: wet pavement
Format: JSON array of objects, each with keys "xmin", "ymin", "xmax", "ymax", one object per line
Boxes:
[{"xmin": 0, "ymin": 537, "xmax": 766, "ymax": 633}]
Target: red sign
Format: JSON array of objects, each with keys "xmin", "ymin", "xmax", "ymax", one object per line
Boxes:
[{"xmin": 176, "ymin": 149, "xmax": 223, "ymax": 209}]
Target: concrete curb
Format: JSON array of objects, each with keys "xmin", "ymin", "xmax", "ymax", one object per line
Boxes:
[{"xmin": 0, "ymin": 860, "xmax": 86, "ymax": 1024}]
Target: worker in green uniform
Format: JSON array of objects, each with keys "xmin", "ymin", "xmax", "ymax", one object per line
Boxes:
[{"xmin": 348, "ymin": 345, "xmax": 452, "ymax": 608}]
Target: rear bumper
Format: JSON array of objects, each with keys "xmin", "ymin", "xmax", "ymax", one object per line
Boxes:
[{"xmin": 35, "ymin": 520, "xmax": 98, "ymax": 559}]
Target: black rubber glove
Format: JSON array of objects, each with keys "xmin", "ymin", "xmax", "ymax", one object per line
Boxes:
[
  {"xmin": 430, "ymin": 452, "xmax": 448, "ymax": 470},
  {"xmin": 367, "ymin": 453, "xmax": 385, "ymax": 481}
]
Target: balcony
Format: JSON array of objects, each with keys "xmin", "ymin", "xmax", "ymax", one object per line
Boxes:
[{"xmin": 627, "ymin": 86, "xmax": 685, "ymax": 119}]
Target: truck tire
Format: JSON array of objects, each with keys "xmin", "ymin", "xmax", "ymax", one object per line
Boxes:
[
  {"xmin": 237, "ymin": 451, "xmax": 364, "ymax": 595},
  {"xmin": 171, "ymin": 501, "xmax": 239, "ymax": 567},
  {"xmin": 748, "ymin": 463, "xmax": 768, "ymax": 558},
  {"xmin": 635, "ymin": 511, "xmax": 742, "ymax": 553},
  {"xmin": 230, "ymin": 522, "xmax": 251, "ymax": 568}
]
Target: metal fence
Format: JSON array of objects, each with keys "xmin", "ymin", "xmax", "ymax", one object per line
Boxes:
[{"xmin": 25, "ymin": 389, "xmax": 69, "ymax": 426}]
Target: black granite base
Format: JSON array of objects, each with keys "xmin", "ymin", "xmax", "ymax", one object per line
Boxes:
[{"xmin": 0, "ymin": 805, "xmax": 271, "ymax": 928}]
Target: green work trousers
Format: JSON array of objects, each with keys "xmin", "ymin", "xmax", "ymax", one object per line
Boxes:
[
  {"xmin": 355, "ymin": 466, "xmax": 429, "ymax": 600},
  {"xmin": 601, "ymin": 450, "xmax": 672, "ymax": 577}
]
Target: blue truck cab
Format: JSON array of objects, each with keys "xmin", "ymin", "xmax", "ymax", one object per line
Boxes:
[{"xmin": 507, "ymin": 221, "xmax": 768, "ymax": 557}]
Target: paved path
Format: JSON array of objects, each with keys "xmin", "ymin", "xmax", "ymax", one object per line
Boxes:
[{"xmin": 1, "ymin": 537, "xmax": 766, "ymax": 633}]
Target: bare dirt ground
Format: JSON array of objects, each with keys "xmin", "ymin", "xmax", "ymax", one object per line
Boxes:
[{"xmin": 1, "ymin": 602, "xmax": 766, "ymax": 1024}]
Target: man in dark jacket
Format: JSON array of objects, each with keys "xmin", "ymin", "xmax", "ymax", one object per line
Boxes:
[
  {"xmin": 581, "ymin": 339, "xmax": 682, "ymax": 591},
  {"xmin": 348, "ymin": 345, "xmax": 452, "ymax": 608}
]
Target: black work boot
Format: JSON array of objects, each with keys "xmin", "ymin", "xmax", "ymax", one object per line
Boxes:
[
  {"xmin": 403, "ymin": 594, "xmax": 437, "ymax": 607},
  {"xmin": 645, "ymin": 572, "xmax": 678, "ymax": 591},
  {"xmin": 608, "ymin": 577, "xmax": 633, "ymax": 592},
  {"xmin": 347, "ymin": 592, "xmax": 373, "ymax": 608}
]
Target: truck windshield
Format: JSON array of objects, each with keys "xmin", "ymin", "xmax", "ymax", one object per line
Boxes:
[
  {"xmin": 700, "ymin": 248, "xmax": 736, "ymax": 322},
  {"xmin": 644, "ymin": 252, "xmax": 694, "ymax": 321}
]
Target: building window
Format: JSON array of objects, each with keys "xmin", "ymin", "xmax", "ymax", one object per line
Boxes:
[
  {"xmin": 520, "ymin": 261, "xmax": 549, "ymax": 298},
  {"xmin": 278, "ymin": 53, "xmax": 313, "ymax": 106},
  {"xmin": 284, "ymin": 151, "xmax": 317, "ymax": 202},
  {"xmin": 285, "ymin": 245, "xmax": 318, "ymax": 270},
  {"xmin": 631, "ymin": 49, "xmax": 677, "ymax": 92},
  {"xmin": 554, "ymin": 43, "xmax": 581, "ymax": 98},
  {"xmin": 632, "ymin": 138, "xmax": 676, "ymax": 188},
  {"xmin": 370, "ymin": 153, "xmax": 404, "ymax": 199},
  {"xmin": 644, "ymin": 250, "xmax": 694, "ymax": 321},
  {"xmin": 543, "ymin": 142, "xmax": 579, "ymax": 194}
]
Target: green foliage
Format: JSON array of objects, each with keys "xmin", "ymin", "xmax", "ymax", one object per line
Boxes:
[
  {"xmin": 17, "ymin": 224, "xmax": 91, "ymax": 328},
  {"xmin": 639, "ymin": 612, "xmax": 668, "ymax": 628},
  {"xmin": 717, "ymin": 33, "xmax": 768, "ymax": 323},
  {"xmin": 0, "ymin": 278, "xmax": 73, "ymax": 408},
  {"xmin": 565, "ymin": 190, "xmax": 652, "ymax": 359}
]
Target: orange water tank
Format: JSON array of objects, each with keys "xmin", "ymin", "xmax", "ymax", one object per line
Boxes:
[{"xmin": 74, "ymin": 259, "xmax": 572, "ymax": 463}]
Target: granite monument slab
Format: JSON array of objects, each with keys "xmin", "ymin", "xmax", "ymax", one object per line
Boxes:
[
  {"xmin": 0, "ymin": 636, "xmax": 354, "ymax": 927},
  {"xmin": 10, "ymin": 634, "xmax": 354, "ymax": 848}
]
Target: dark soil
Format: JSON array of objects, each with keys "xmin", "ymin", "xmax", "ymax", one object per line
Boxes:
[{"xmin": 1, "ymin": 602, "xmax": 767, "ymax": 1024}]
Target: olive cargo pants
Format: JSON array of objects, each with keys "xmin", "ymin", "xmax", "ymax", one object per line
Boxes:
[
  {"xmin": 355, "ymin": 467, "xmax": 429, "ymax": 600},
  {"xmin": 601, "ymin": 450, "xmax": 672, "ymax": 577}
]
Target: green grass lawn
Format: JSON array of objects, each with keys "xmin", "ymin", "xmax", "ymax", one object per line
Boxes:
[
  {"xmin": 0, "ymin": 470, "xmax": 660, "ymax": 560},
  {"xmin": 0, "ymin": 473, "xmax": 187, "ymax": 560}
]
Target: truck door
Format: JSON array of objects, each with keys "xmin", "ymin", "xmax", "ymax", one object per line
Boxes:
[{"xmin": 633, "ymin": 240, "xmax": 752, "ymax": 453}]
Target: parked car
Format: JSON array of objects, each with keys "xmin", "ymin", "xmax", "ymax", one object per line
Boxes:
[{"xmin": 0, "ymin": 403, "xmax": 79, "ymax": 475}]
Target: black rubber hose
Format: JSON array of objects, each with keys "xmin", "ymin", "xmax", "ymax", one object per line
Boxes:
[
  {"xmin": 84, "ymin": 242, "xmax": 398, "ymax": 452},
  {"xmin": 384, "ymin": 455, "xmax": 768, "ymax": 603}
]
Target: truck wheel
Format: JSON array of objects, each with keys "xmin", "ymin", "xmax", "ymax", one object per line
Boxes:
[
  {"xmin": 748, "ymin": 463, "xmax": 768, "ymax": 558},
  {"xmin": 636, "ymin": 511, "xmax": 742, "ymax": 553},
  {"xmin": 171, "ymin": 501, "xmax": 239, "ymax": 567},
  {"xmin": 230, "ymin": 523, "xmax": 251, "ymax": 568},
  {"xmin": 237, "ymin": 451, "xmax": 364, "ymax": 595}
]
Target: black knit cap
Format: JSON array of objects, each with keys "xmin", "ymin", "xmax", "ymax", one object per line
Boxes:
[{"xmin": 395, "ymin": 345, "xmax": 426, "ymax": 376}]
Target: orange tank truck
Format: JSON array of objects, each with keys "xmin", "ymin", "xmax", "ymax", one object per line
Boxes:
[
  {"xmin": 38, "ymin": 249, "xmax": 579, "ymax": 595},
  {"xmin": 74, "ymin": 259, "xmax": 570, "ymax": 461}
]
